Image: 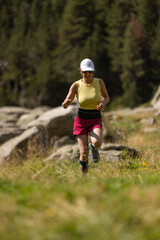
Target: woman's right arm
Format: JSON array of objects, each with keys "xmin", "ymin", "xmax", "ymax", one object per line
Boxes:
[{"xmin": 62, "ymin": 82, "xmax": 77, "ymax": 109}]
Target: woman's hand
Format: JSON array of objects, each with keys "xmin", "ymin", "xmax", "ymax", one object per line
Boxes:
[
  {"xmin": 62, "ymin": 98, "xmax": 72, "ymax": 109},
  {"xmin": 96, "ymin": 102, "xmax": 106, "ymax": 111}
]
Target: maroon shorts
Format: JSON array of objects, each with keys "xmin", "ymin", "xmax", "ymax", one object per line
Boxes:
[{"xmin": 73, "ymin": 116, "xmax": 102, "ymax": 136}]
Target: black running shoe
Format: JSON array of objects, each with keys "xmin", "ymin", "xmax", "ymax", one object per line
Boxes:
[
  {"xmin": 90, "ymin": 144, "xmax": 100, "ymax": 163},
  {"xmin": 79, "ymin": 160, "xmax": 88, "ymax": 174}
]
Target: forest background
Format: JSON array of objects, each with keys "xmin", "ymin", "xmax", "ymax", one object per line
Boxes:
[{"xmin": 0, "ymin": 0, "xmax": 160, "ymax": 109}]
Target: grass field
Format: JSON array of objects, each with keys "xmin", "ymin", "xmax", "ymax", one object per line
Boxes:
[{"xmin": 0, "ymin": 113, "xmax": 160, "ymax": 240}]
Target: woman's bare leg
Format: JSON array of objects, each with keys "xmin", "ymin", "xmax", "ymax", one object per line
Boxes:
[
  {"xmin": 89, "ymin": 128, "xmax": 103, "ymax": 148},
  {"xmin": 89, "ymin": 128, "xmax": 103, "ymax": 163},
  {"xmin": 77, "ymin": 134, "xmax": 89, "ymax": 173},
  {"xmin": 77, "ymin": 134, "xmax": 89, "ymax": 162}
]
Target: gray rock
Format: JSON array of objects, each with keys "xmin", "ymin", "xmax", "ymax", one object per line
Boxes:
[
  {"xmin": 0, "ymin": 106, "xmax": 50, "ymax": 145},
  {"xmin": 54, "ymin": 136, "xmax": 75, "ymax": 148},
  {"xmin": 44, "ymin": 143, "xmax": 139, "ymax": 163},
  {"xmin": 0, "ymin": 107, "xmax": 30, "ymax": 144},
  {"xmin": 131, "ymin": 106, "xmax": 156, "ymax": 114},
  {"xmin": 0, "ymin": 126, "xmax": 38, "ymax": 163},
  {"xmin": 0, "ymin": 123, "xmax": 23, "ymax": 144},
  {"xmin": 140, "ymin": 118, "xmax": 156, "ymax": 125},
  {"xmin": 0, "ymin": 124, "xmax": 50, "ymax": 164},
  {"xmin": 0, "ymin": 106, "xmax": 29, "ymax": 115},
  {"xmin": 103, "ymin": 108, "xmax": 132, "ymax": 119},
  {"xmin": 151, "ymin": 85, "xmax": 160, "ymax": 109},
  {"xmin": 27, "ymin": 105, "xmax": 77, "ymax": 138},
  {"xmin": 44, "ymin": 144, "xmax": 79, "ymax": 162},
  {"xmin": 100, "ymin": 143, "xmax": 139, "ymax": 160},
  {"xmin": 155, "ymin": 109, "xmax": 160, "ymax": 117},
  {"xmin": 0, "ymin": 107, "xmax": 27, "ymax": 128},
  {"xmin": 103, "ymin": 107, "xmax": 157, "ymax": 122},
  {"xmin": 17, "ymin": 106, "xmax": 51, "ymax": 128},
  {"xmin": 1, "ymin": 104, "xmax": 144, "ymax": 164},
  {"xmin": 0, "ymin": 106, "xmax": 77, "ymax": 163},
  {"xmin": 143, "ymin": 127, "xmax": 160, "ymax": 133},
  {"xmin": 100, "ymin": 150, "xmax": 122, "ymax": 162},
  {"xmin": 154, "ymin": 101, "xmax": 160, "ymax": 109}
]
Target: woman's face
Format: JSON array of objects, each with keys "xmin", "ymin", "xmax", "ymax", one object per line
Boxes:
[{"xmin": 81, "ymin": 70, "xmax": 94, "ymax": 80}]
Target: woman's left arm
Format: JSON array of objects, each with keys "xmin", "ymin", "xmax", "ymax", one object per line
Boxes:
[{"xmin": 96, "ymin": 79, "xmax": 110, "ymax": 111}]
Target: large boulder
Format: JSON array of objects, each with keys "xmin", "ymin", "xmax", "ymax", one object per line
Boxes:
[
  {"xmin": 45, "ymin": 143, "xmax": 139, "ymax": 163},
  {"xmin": 0, "ymin": 107, "xmax": 29, "ymax": 144},
  {"xmin": 27, "ymin": 105, "xmax": 77, "ymax": 138},
  {"xmin": 0, "ymin": 126, "xmax": 38, "ymax": 163},
  {"xmin": 103, "ymin": 107, "xmax": 156, "ymax": 121},
  {"xmin": 0, "ymin": 105, "xmax": 77, "ymax": 163},
  {"xmin": 0, "ymin": 106, "xmax": 51, "ymax": 145},
  {"xmin": 0, "ymin": 106, "xmax": 29, "ymax": 123},
  {"xmin": 0, "ymin": 125, "xmax": 50, "ymax": 164},
  {"xmin": 17, "ymin": 106, "xmax": 51, "ymax": 128},
  {"xmin": 0, "ymin": 123, "xmax": 23, "ymax": 144}
]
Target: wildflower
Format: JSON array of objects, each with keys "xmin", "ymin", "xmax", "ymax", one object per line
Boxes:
[
  {"xmin": 158, "ymin": 171, "xmax": 160, "ymax": 174},
  {"xmin": 142, "ymin": 162, "xmax": 146, "ymax": 167},
  {"xmin": 146, "ymin": 167, "xmax": 149, "ymax": 171}
]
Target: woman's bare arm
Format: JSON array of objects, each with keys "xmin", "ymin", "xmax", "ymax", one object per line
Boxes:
[
  {"xmin": 62, "ymin": 82, "xmax": 77, "ymax": 109},
  {"xmin": 96, "ymin": 79, "xmax": 110, "ymax": 111}
]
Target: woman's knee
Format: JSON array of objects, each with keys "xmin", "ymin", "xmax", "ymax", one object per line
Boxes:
[
  {"xmin": 90, "ymin": 128, "xmax": 103, "ymax": 148},
  {"xmin": 92, "ymin": 138, "xmax": 102, "ymax": 148}
]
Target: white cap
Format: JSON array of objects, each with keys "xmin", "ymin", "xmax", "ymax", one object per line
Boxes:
[{"xmin": 80, "ymin": 58, "xmax": 95, "ymax": 71}]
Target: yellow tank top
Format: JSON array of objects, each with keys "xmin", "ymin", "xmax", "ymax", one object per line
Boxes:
[{"xmin": 76, "ymin": 78, "xmax": 101, "ymax": 109}]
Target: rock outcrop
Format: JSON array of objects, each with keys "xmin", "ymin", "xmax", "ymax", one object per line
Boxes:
[
  {"xmin": 0, "ymin": 106, "xmax": 29, "ymax": 144},
  {"xmin": 0, "ymin": 126, "xmax": 37, "ymax": 163},
  {"xmin": 45, "ymin": 143, "xmax": 139, "ymax": 163},
  {"xmin": 151, "ymin": 85, "xmax": 160, "ymax": 109},
  {"xmin": 17, "ymin": 106, "xmax": 51, "ymax": 128},
  {"xmin": 1, "ymin": 96, "xmax": 159, "ymax": 164},
  {"xmin": 0, "ymin": 105, "xmax": 77, "ymax": 163},
  {"xmin": 0, "ymin": 106, "xmax": 50, "ymax": 144},
  {"xmin": 27, "ymin": 105, "xmax": 77, "ymax": 138}
]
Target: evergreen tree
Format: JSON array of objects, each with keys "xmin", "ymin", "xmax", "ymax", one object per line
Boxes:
[
  {"xmin": 55, "ymin": 0, "xmax": 111, "ymax": 89},
  {"xmin": 120, "ymin": 24, "xmax": 144, "ymax": 108},
  {"xmin": 133, "ymin": 0, "xmax": 159, "ymax": 101},
  {"xmin": 106, "ymin": 0, "xmax": 132, "ymax": 72},
  {"xmin": 106, "ymin": 0, "xmax": 133, "ymax": 99},
  {"xmin": 134, "ymin": 0, "xmax": 158, "ymax": 40},
  {"xmin": 151, "ymin": 15, "xmax": 160, "ymax": 90},
  {"xmin": 0, "ymin": 0, "xmax": 160, "ymax": 108},
  {"xmin": 55, "ymin": 0, "xmax": 97, "ymax": 82},
  {"xmin": 0, "ymin": 0, "xmax": 66, "ymax": 107},
  {"xmin": 81, "ymin": 0, "xmax": 109, "ymax": 76}
]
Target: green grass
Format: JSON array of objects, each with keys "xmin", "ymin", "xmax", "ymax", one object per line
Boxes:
[
  {"xmin": 0, "ymin": 114, "xmax": 160, "ymax": 240},
  {"xmin": 0, "ymin": 157, "xmax": 160, "ymax": 240}
]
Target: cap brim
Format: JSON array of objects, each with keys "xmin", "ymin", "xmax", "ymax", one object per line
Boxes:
[{"xmin": 81, "ymin": 67, "xmax": 95, "ymax": 71}]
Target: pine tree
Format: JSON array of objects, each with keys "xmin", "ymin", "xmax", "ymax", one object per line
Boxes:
[
  {"xmin": 133, "ymin": 0, "xmax": 159, "ymax": 102},
  {"xmin": 151, "ymin": 15, "xmax": 160, "ymax": 89},
  {"xmin": 55, "ymin": 0, "xmax": 97, "ymax": 81},
  {"xmin": 105, "ymin": 0, "xmax": 133, "ymax": 99},
  {"xmin": 81, "ymin": 0, "xmax": 109, "ymax": 73},
  {"xmin": 134, "ymin": 0, "xmax": 158, "ymax": 40},
  {"xmin": 120, "ymin": 23, "xmax": 144, "ymax": 108},
  {"xmin": 106, "ymin": 0, "xmax": 133, "ymax": 72},
  {"xmin": 0, "ymin": 0, "xmax": 160, "ymax": 107}
]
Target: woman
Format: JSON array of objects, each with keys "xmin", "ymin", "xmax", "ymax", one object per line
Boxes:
[{"xmin": 62, "ymin": 58, "xmax": 110, "ymax": 174}]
